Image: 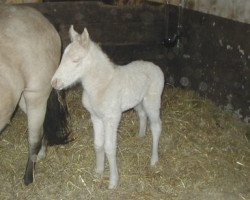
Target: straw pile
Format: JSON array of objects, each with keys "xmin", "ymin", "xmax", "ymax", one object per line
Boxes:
[{"xmin": 0, "ymin": 86, "xmax": 249, "ymax": 200}]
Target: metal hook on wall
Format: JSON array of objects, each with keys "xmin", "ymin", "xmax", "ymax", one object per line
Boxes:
[{"xmin": 163, "ymin": 0, "xmax": 186, "ymax": 49}]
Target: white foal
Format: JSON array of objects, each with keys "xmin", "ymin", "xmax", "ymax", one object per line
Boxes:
[{"xmin": 51, "ymin": 26, "xmax": 165, "ymax": 189}]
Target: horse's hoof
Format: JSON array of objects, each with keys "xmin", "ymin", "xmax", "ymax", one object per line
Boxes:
[
  {"xmin": 95, "ymin": 168, "xmax": 104, "ymax": 177},
  {"xmin": 108, "ymin": 182, "xmax": 117, "ymax": 189},
  {"xmin": 23, "ymin": 176, "xmax": 33, "ymax": 186},
  {"xmin": 150, "ymin": 157, "xmax": 158, "ymax": 166},
  {"xmin": 108, "ymin": 178, "xmax": 118, "ymax": 189},
  {"xmin": 138, "ymin": 133, "xmax": 146, "ymax": 137}
]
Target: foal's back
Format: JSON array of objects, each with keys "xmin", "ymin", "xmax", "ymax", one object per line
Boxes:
[
  {"xmin": 115, "ymin": 60, "xmax": 164, "ymax": 91},
  {"xmin": 112, "ymin": 61, "xmax": 164, "ymax": 111},
  {"xmin": 117, "ymin": 61, "xmax": 163, "ymax": 83}
]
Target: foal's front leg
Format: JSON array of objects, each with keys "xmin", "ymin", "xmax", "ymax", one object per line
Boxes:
[
  {"xmin": 103, "ymin": 115, "xmax": 121, "ymax": 189},
  {"xmin": 91, "ymin": 115, "xmax": 105, "ymax": 175}
]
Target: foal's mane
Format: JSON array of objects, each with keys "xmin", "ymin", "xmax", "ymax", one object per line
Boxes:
[{"xmin": 90, "ymin": 41, "xmax": 117, "ymax": 69}]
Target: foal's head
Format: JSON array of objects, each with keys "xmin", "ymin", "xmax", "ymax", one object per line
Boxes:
[{"xmin": 51, "ymin": 25, "xmax": 91, "ymax": 90}]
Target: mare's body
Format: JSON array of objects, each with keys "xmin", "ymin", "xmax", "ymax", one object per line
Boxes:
[{"xmin": 0, "ymin": 5, "xmax": 69, "ymax": 185}]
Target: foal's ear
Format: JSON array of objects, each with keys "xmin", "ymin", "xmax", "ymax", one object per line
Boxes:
[
  {"xmin": 69, "ymin": 25, "xmax": 79, "ymax": 42},
  {"xmin": 80, "ymin": 28, "xmax": 90, "ymax": 48}
]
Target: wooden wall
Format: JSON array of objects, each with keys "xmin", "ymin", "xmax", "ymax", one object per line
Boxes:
[
  {"xmin": 27, "ymin": 1, "xmax": 250, "ymax": 122},
  {"xmin": 166, "ymin": 5, "xmax": 250, "ymax": 122},
  {"xmin": 31, "ymin": 1, "xmax": 167, "ymax": 67},
  {"xmin": 156, "ymin": 0, "xmax": 250, "ymax": 24}
]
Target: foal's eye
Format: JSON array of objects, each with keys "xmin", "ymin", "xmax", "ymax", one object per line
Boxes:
[{"xmin": 72, "ymin": 58, "xmax": 80, "ymax": 63}]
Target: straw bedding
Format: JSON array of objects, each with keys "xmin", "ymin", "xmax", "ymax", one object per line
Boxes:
[{"xmin": 0, "ymin": 86, "xmax": 249, "ymax": 200}]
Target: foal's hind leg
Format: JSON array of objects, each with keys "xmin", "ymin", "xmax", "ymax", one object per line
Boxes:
[
  {"xmin": 143, "ymin": 97, "xmax": 162, "ymax": 166},
  {"xmin": 103, "ymin": 114, "xmax": 121, "ymax": 189},
  {"xmin": 23, "ymin": 91, "xmax": 48, "ymax": 185},
  {"xmin": 134, "ymin": 103, "xmax": 147, "ymax": 137}
]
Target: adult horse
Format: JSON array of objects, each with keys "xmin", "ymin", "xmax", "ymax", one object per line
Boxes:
[{"xmin": 0, "ymin": 5, "xmax": 70, "ymax": 185}]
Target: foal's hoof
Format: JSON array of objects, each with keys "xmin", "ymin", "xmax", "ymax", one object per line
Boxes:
[
  {"xmin": 108, "ymin": 177, "xmax": 118, "ymax": 189},
  {"xmin": 138, "ymin": 133, "xmax": 146, "ymax": 138},
  {"xmin": 150, "ymin": 158, "xmax": 158, "ymax": 166},
  {"xmin": 95, "ymin": 168, "xmax": 104, "ymax": 178},
  {"xmin": 108, "ymin": 182, "xmax": 118, "ymax": 189}
]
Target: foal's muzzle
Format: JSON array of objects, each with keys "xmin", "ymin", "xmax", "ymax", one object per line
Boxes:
[{"xmin": 51, "ymin": 78, "xmax": 63, "ymax": 90}]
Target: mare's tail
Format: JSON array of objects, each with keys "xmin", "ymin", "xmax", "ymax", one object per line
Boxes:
[{"xmin": 43, "ymin": 89, "xmax": 72, "ymax": 145}]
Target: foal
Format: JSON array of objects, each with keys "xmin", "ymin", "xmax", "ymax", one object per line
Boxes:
[{"xmin": 52, "ymin": 26, "xmax": 164, "ymax": 189}]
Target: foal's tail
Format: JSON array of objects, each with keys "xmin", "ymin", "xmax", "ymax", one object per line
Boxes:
[{"xmin": 43, "ymin": 89, "xmax": 72, "ymax": 145}]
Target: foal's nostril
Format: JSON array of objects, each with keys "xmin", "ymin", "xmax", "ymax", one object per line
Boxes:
[
  {"xmin": 51, "ymin": 79, "xmax": 57, "ymax": 88},
  {"xmin": 52, "ymin": 78, "xmax": 62, "ymax": 90},
  {"xmin": 52, "ymin": 78, "xmax": 64, "ymax": 90}
]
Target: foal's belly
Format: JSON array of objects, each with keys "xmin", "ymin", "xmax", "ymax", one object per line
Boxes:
[
  {"xmin": 115, "ymin": 70, "xmax": 150, "ymax": 112},
  {"xmin": 121, "ymin": 97, "xmax": 142, "ymax": 111},
  {"xmin": 120, "ymin": 84, "xmax": 148, "ymax": 111}
]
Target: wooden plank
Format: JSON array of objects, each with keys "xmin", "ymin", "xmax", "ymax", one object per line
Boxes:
[
  {"xmin": 28, "ymin": 1, "xmax": 165, "ymax": 46},
  {"xmin": 31, "ymin": 1, "xmax": 164, "ymax": 24},
  {"xmin": 101, "ymin": 44, "xmax": 166, "ymax": 64},
  {"xmin": 166, "ymin": 5, "xmax": 250, "ymax": 121},
  {"xmin": 58, "ymin": 22, "xmax": 164, "ymax": 47},
  {"xmin": 101, "ymin": 44, "xmax": 168, "ymax": 78}
]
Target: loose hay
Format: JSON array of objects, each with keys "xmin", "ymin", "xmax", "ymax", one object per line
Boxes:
[{"xmin": 0, "ymin": 86, "xmax": 249, "ymax": 200}]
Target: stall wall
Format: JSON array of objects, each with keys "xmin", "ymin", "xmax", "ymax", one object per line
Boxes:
[
  {"xmin": 11, "ymin": 1, "xmax": 250, "ymax": 122},
  {"xmin": 0, "ymin": 0, "xmax": 42, "ymax": 3},
  {"xmin": 168, "ymin": 0, "xmax": 250, "ymax": 24},
  {"xmin": 166, "ymin": 5, "xmax": 250, "ymax": 122},
  {"xmin": 2, "ymin": 0, "xmax": 250, "ymax": 24}
]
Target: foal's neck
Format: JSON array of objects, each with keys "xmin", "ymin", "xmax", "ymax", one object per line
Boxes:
[{"xmin": 81, "ymin": 42, "xmax": 115, "ymax": 96}]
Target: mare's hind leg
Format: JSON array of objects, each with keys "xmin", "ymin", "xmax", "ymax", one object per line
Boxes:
[
  {"xmin": 134, "ymin": 103, "xmax": 147, "ymax": 137},
  {"xmin": 0, "ymin": 90, "xmax": 19, "ymax": 132},
  {"xmin": 19, "ymin": 95, "xmax": 27, "ymax": 113},
  {"xmin": 19, "ymin": 94, "xmax": 47, "ymax": 161},
  {"xmin": 37, "ymin": 136, "xmax": 47, "ymax": 161},
  {"xmin": 143, "ymin": 96, "xmax": 162, "ymax": 166},
  {"xmin": 0, "ymin": 105, "xmax": 13, "ymax": 132},
  {"xmin": 23, "ymin": 91, "xmax": 48, "ymax": 185}
]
